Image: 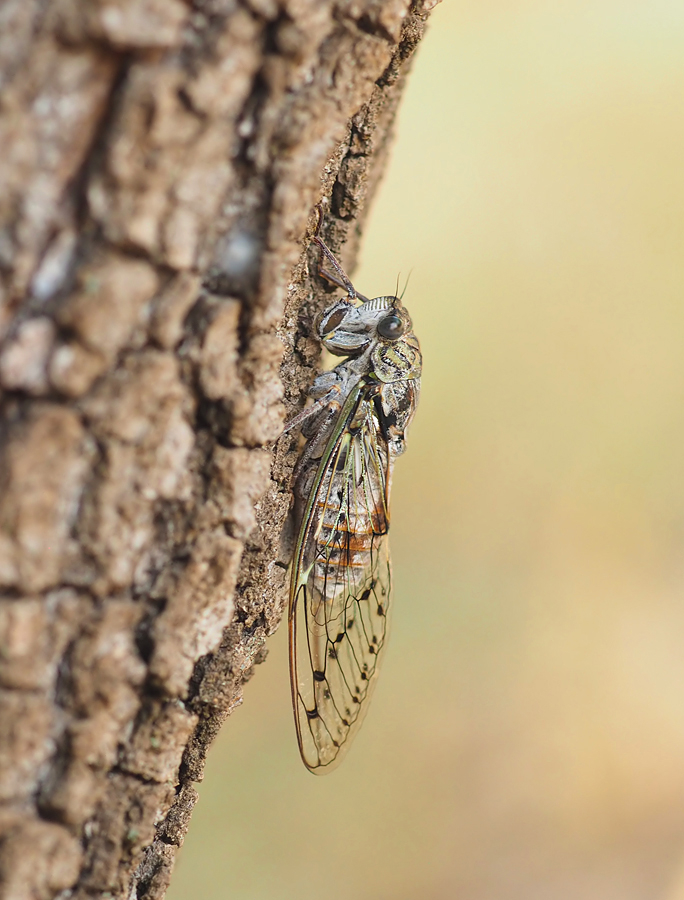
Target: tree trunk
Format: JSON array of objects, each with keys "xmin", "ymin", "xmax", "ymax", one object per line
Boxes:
[{"xmin": 0, "ymin": 1, "xmax": 436, "ymax": 897}]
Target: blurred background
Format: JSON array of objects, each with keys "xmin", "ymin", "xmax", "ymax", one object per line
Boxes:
[{"xmin": 168, "ymin": 1, "xmax": 684, "ymax": 898}]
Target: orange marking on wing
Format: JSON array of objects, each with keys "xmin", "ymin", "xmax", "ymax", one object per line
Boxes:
[
  {"xmin": 316, "ymin": 546, "xmax": 371, "ymax": 568},
  {"xmin": 319, "ymin": 530, "xmax": 373, "ymax": 551}
]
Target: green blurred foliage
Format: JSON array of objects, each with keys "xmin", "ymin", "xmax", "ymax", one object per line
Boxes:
[{"xmin": 168, "ymin": 2, "xmax": 684, "ymax": 898}]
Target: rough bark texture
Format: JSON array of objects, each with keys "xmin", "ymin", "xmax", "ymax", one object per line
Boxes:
[{"xmin": 0, "ymin": 1, "xmax": 436, "ymax": 897}]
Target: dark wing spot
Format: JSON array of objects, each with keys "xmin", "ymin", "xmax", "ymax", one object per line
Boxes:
[
  {"xmin": 334, "ymin": 444, "xmax": 349, "ymax": 471},
  {"xmin": 377, "ymin": 604, "xmax": 385, "ymax": 616},
  {"xmin": 313, "ymin": 670, "xmax": 326, "ymax": 682},
  {"xmin": 306, "ymin": 707, "xmax": 319, "ymax": 720},
  {"xmin": 335, "ymin": 632, "xmax": 345, "ymax": 643},
  {"xmin": 360, "ymin": 673, "xmax": 368, "ymax": 681},
  {"xmin": 328, "ymin": 647, "xmax": 338, "ymax": 660},
  {"xmin": 341, "ymin": 718, "xmax": 349, "ymax": 726}
]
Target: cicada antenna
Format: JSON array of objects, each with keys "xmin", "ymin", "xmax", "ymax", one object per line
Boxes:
[
  {"xmin": 399, "ymin": 269, "xmax": 413, "ymax": 302},
  {"xmin": 312, "ymin": 204, "xmax": 368, "ymax": 306}
]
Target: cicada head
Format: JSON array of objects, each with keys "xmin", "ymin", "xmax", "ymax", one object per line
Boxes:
[{"xmin": 316, "ymin": 295, "xmax": 415, "ymax": 358}]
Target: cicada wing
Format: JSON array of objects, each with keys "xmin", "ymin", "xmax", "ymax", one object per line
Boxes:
[
  {"xmin": 290, "ymin": 533, "xmax": 392, "ymax": 773},
  {"xmin": 289, "ymin": 394, "xmax": 393, "ymax": 773}
]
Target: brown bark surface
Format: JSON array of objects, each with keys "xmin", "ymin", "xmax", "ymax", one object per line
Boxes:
[{"xmin": 0, "ymin": 1, "xmax": 436, "ymax": 897}]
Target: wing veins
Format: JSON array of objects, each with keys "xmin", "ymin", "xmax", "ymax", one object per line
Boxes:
[{"xmin": 289, "ymin": 381, "xmax": 395, "ymax": 772}]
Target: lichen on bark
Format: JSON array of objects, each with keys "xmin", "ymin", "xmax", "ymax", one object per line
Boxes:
[{"xmin": 0, "ymin": 1, "xmax": 437, "ymax": 897}]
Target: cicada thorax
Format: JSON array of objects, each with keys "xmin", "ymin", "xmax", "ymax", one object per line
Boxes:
[{"xmin": 371, "ymin": 332, "xmax": 422, "ymax": 384}]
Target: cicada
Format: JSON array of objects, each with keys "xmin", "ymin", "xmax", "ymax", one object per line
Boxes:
[{"xmin": 286, "ymin": 210, "xmax": 422, "ymax": 774}]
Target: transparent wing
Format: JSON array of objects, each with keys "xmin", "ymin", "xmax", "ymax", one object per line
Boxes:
[{"xmin": 289, "ymin": 389, "xmax": 393, "ymax": 774}]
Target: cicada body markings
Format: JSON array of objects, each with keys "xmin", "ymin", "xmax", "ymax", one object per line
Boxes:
[{"xmin": 286, "ymin": 208, "xmax": 421, "ymax": 774}]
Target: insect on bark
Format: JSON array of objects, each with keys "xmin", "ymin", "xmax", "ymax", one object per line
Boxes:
[{"xmin": 285, "ymin": 207, "xmax": 422, "ymax": 773}]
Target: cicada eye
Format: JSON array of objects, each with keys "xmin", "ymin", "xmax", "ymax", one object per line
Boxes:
[{"xmin": 377, "ymin": 313, "xmax": 406, "ymax": 341}]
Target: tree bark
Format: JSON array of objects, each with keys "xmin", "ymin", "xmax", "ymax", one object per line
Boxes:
[{"xmin": 0, "ymin": 1, "xmax": 436, "ymax": 897}]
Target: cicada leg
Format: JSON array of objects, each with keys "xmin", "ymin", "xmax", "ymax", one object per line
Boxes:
[
  {"xmin": 312, "ymin": 205, "xmax": 369, "ymax": 306},
  {"xmin": 283, "ymin": 384, "xmax": 342, "ymax": 436}
]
